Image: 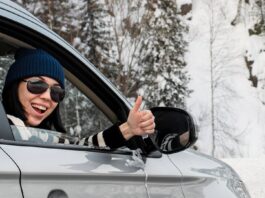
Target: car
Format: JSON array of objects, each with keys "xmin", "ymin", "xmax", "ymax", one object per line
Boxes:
[{"xmin": 0, "ymin": 0, "xmax": 250, "ymax": 197}]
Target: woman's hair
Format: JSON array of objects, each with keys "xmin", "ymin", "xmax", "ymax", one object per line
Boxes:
[{"xmin": 2, "ymin": 81, "xmax": 66, "ymax": 133}]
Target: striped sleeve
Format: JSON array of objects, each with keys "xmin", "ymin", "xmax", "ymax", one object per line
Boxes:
[
  {"xmin": 102, "ymin": 123, "xmax": 126, "ymax": 149},
  {"xmin": 77, "ymin": 123, "xmax": 126, "ymax": 149},
  {"xmin": 8, "ymin": 114, "xmax": 126, "ymax": 149}
]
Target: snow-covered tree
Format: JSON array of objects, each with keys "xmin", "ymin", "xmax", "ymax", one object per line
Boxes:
[
  {"xmin": 14, "ymin": 0, "xmax": 87, "ymax": 43},
  {"xmin": 0, "ymin": 56, "xmax": 13, "ymax": 98},
  {"xmin": 83, "ymin": 0, "xmax": 118, "ymax": 81},
  {"xmin": 248, "ymin": 0, "xmax": 265, "ymax": 35},
  {"xmin": 231, "ymin": 0, "xmax": 265, "ymax": 105},
  {"xmin": 139, "ymin": 0, "xmax": 191, "ymax": 108},
  {"xmin": 83, "ymin": 0, "xmax": 148, "ymax": 99}
]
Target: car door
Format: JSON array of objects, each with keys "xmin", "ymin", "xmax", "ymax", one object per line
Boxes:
[
  {"xmin": 0, "ymin": 143, "xmax": 148, "ymax": 198},
  {"xmin": 0, "ymin": 103, "xmax": 22, "ymax": 198}
]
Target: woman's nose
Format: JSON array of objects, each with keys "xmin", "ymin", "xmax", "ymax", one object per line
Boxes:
[{"xmin": 39, "ymin": 88, "xmax": 52, "ymax": 101}]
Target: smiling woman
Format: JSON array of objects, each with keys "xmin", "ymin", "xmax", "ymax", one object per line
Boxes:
[{"xmin": 2, "ymin": 48, "xmax": 65, "ymax": 131}]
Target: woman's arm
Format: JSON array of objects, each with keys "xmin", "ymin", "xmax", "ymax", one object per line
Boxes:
[{"xmin": 77, "ymin": 96, "xmax": 155, "ymax": 149}]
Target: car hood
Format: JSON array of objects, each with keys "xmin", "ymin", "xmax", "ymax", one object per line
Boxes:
[{"xmin": 167, "ymin": 149, "xmax": 250, "ymax": 197}]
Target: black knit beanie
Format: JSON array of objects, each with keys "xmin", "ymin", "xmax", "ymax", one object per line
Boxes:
[{"xmin": 3, "ymin": 48, "xmax": 65, "ymax": 89}]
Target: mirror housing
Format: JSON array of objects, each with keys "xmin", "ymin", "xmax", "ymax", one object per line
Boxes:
[{"xmin": 150, "ymin": 107, "xmax": 197, "ymax": 154}]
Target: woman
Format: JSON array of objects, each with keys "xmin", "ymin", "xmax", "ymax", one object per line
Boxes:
[{"xmin": 2, "ymin": 48, "xmax": 155, "ymax": 149}]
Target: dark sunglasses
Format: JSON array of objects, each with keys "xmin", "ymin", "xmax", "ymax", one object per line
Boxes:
[{"xmin": 23, "ymin": 79, "xmax": 65, "ymax": 103}]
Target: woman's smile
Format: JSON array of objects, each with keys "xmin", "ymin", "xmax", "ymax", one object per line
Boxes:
[{"xmin": 31, "ymin": 103, "xmax": 48, "ymax": 114}]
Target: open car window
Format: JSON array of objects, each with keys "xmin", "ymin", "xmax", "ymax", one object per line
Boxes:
[{"xmin": 60, "ymin": 79, "xmax": 112, "ymax": 138}]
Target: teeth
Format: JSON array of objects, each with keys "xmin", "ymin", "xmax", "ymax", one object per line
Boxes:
[{"xmin": 32, "ymin": 104, "xmax": 47, "ymax": 111}]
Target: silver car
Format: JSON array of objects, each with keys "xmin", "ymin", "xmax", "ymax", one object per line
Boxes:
[{"xmin": 0, "ymin": 0, "xmax": 250, "ymax": 197}]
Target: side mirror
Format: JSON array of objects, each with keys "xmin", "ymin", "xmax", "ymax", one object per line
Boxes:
[{"xmin": 150, "ymin": 107, "xmax": 197, "ymax": 154}]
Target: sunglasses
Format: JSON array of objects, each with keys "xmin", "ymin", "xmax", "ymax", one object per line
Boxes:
[{"xmin": 23, "ymin": 79, "xmax": 65, "ymax": 103}]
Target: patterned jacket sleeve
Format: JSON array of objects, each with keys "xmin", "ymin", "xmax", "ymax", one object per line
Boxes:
[
  {"xmin": 75, "ymin": 123, "xmax": 126, "ymax": 149},
  {"xmin": 7, "ymin": 114, "xmax": 126, "ymax": 149}
]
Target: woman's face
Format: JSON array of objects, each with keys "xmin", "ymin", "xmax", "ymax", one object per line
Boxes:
[{"xmin": 18, "ymin": 76, "xmax": 60, "ymax": 126}]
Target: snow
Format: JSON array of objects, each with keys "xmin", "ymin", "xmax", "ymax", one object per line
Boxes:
[
  {"xmin": 73, "ymin": 37, "xmax": 81, "ymax": 47},
  {"xmin": 222, "ymin": 157, "xmax": 265, "ymax": 198},
  {"xmin": 187, "ymin": 0, "xmax": 265, "ymax": 158},
  {"xmin": 188, "ymin": 1, "xmax": 265, "ymax": 195}
]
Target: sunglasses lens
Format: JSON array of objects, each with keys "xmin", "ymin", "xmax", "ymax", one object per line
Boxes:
[
  {"xmin": 27, "ymin": 80, "xmax": 48, "ymax": 94},
  {"xmin": 26, "ymin": 80, "xmax": 64, "ymax": 103},
  {"xmin": 51, "ymin": 86, "xmax": 65, "ymax": 102}
]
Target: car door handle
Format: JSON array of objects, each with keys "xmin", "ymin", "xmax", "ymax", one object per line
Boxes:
[{"xmin": 48, "ymin": 189, "xmax": 68, "ymax": 198}]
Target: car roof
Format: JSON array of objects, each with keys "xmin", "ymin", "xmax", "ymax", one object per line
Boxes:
[{"xmin": 0, "ymin": 0, "xmax": 43, "ymax": 24}]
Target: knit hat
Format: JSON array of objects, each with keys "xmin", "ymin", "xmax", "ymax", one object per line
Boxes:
[{"xmin": 4, "ymin": 48, "xmax": 65, "ymax": 89}]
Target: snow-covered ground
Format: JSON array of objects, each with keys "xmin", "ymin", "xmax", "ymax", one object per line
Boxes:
[{"xmin": 222, "ymin": 157, "xmax": 265, "ymax": 198}]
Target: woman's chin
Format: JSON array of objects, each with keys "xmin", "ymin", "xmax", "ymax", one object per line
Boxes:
[{"xmin": 26, "ymin": 118, "xmax": 43, "ymax": 127}]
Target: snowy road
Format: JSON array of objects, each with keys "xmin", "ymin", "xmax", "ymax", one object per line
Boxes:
[{"xmin": 222, "ymin": 157, "xmax": 265, "ymax": 198}]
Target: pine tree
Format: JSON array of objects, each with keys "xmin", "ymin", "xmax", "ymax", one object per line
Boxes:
[
  {"xmin": 139, "ymin": 0, "xmax": 191, "ymax": 108},
  {"xmin": 84, "ymin": 0, "xmax": 118, "ymax": 76},
  {"xmin": 15, "ymin": 0, "xmax": 62, "ymax": 30},
  {"xmin": 251, "ymin": 0, "xmax": 265, "ymax": 35},
  {"xmin": 0, "ymin": 56, "xmax": 13, "ymax": 98},
  {"xmin": 86, "ymin": 0, "xmax": 149, "ymax": 99}
]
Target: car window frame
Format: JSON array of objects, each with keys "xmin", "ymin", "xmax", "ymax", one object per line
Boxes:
[{"xmin": 0, "ymin": 102, "xmax": 14, "ymax": 140}]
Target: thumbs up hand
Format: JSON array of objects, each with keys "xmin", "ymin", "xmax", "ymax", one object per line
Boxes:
[{"xmin": 119, "ymin": 96, "xmax": 155, "ymax": 140}]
